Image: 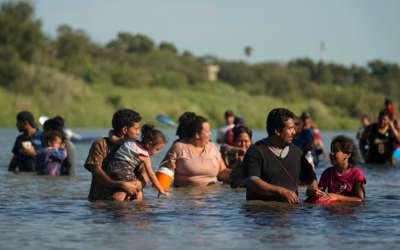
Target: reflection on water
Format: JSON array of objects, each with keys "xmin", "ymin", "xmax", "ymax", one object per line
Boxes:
[{"xmin": 0, "ymin": 129, "xmax": 400, "ymax": 249}]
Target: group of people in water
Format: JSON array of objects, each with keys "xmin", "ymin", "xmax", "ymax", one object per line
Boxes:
[{"xmin": 8, "ymin": 99, "xmax": 399, "ymax": 203}]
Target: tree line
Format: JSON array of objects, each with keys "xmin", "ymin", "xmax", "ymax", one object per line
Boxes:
[{"xmin": 1, "ymin": 1, "xmax": 399, "ymax": 125}]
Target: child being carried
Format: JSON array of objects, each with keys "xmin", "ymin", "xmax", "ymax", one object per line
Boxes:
[
  {"xmin": 104, "ymin": 124, "xmax": 171, "ymax": 200},
  {"xmin": 35, "ymin": 130, "xmax": 67, "ymax": 175}
]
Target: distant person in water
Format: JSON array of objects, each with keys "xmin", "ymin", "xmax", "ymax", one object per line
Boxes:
[
  {"xmin": 301, "ymin": 112, "xmax": 327, "ymax": 162},
  {"xmin": 356, "ymin": 114, "xmax": 371, "ymax": 140},
  {"xmin": 384, "ymin": 98, "xmax": 397, "ymax": 120},
  {"xmin": 217, "ymin": 110, "xmax": 235, "ymax": 144},
  {"xmin": 292, "ymin": 117, "xmax": 316, "ymax": 167},
  {"xmin": 36, "ymin": 130, "xmax": 67, "ymax": 176},
  {"xmin": 9, "ymin": 111, "xmax": 44, "ymax": 172},
  {"xmin": 224, "ymin": 115, "xmax": 246, "ymax": 146},
  {"xmin": 221, "ymin": 126, "xmax": 253, "ymax": 188},
  {"xmin": 42, "ymin": 117, "xmax": 76, "ymax": 176},
  {"xmin": 318, "ymin": 135, "xmax": 366, "ymax": 202},
  {"xmin": 241, "ymin": 108, "xmax": 321, "ymax": 203},
  {"xmin": 359, "ymin": 110, "xmax": 400, "ymax": 165}
]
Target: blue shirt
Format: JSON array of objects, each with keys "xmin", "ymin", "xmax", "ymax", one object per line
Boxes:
[
  {"xmin": 292, "ymin": 128, "xmax": 319, "ymax": 167},
  {"xmin": 12, "ymin": 129, "xmax": 45, "ymax": 172}
]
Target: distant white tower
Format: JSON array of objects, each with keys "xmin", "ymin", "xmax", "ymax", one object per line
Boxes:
[{"xmin": 320, "ymin": 41, "xmax": 325, "ymax": 62}]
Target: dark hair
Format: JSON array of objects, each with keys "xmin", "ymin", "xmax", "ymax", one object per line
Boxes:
[
  {"xmin": 266, "ymin": 108, "xmax": 295, "ymax": 136},
  {"xmin": 53, "ymin": 116, "xmax": 66, "ymax": 127},
  {"xmin": 44, "ymin": 129, "xmax": 65, "ymax": 143},
  {"xmin": 378, "ymin": 110, "xmax": 390, "ymax": 119},
  {"xmin": 17, "ymin": 111, "xmax": 37, "ymax": 128},
  {"xmin": 43, "ymin": 118, "xmax": 65, "ymax": 140},
  {"xmin": 112, "ymin": 109, "xmax": 142, "ymax": 132},
  {"xmin": 385, "ymin": 98, "xmax": 392, "ymax": 106},
  {"xmin": 224, "ymin": 110, "xmax": 234, "ymax": 118},
  {"xmin": 141, "ymin": 124, "xmax": 166, "ymax": 145},
  {"xmin": 233, "ymin": 126, "xmax": 252, "ymax": 142},
  {"xmin": 176, "ymin": 112, "xmax": 195, "ymax": 139},
  {"xmin": 361, "ymin": 114, "xmax": 370, "ymax": 121},
  {"xmin": 43, "ymin": 117, "xmax": 64, "ymax": 131},
  {"xmin": 176, "ymin": 112, "xmax": 208, "ymax": 138},
  {"xmin": 331, "ymin": 135, "xmax": 362, "ymax": 165}
]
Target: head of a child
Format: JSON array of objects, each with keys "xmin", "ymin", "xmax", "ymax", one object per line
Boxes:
[
  {"xmin": 45, "ymin": 130, "xmax": 64, "ymax": 149},
  {"xmin": 330, "ymin": 135, "xmax": 361, "ymax": 167},
  {"xmin": 112, "ymin": 109, "xmax": 142, "ymax": 139},
  {"xmin": 141, "ymin": 124, "xmax": 167, "ymax": 156}
]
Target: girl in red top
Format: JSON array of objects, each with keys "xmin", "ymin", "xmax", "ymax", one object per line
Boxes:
[{"xmin": 319, "ymin": 135, "xmax": 366, "ymax": 202}]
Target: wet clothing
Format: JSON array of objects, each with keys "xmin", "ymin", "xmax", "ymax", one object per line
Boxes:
[
  {"xmin": 59, "ymin": 140, "xmax": 76, "ymax": 176},
  {"xmin": 319, "ymin": 166, "xmax": 366, "ymax": 197},
  {"xmin": 165, "ymin": 139, "xmax": 221, "ymax": 187},
  {"xmin": 35, "ymin": 147, "xmax": 67, "ymax": 175},
  {"xmin": 12, "ymin": 129, "xmax": 45, "ymax": 172},
  {"xmin": 103, "ymin": 140, "xmax": 149, "ymax": 199},
  {"xmin": 84, "ymin": 138, "xmax": 146, "ymax": 200},
  {"xmin": 242, "ymin": 139, "xmax": 316, "ymax": 202},
  {"xmin": 366, "ymin": 125, "xmax": 396, "ymax": 164}
]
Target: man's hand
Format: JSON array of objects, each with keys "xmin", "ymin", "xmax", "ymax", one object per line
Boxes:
[
  {"xmin": 306, "ymin": 186, "xmax": 325, "ymax": 198},
  {"xmin": 279, "ymin": 189, "xmax": 299, "ymax": 204},
  {"xmin": 121, "ymin": 181, "xmax": 142, "ymax": 196}
]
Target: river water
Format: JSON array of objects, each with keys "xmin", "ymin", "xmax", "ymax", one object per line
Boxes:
[{"xmin": 0, "ymin": 128, "xmax": 399, "ymax": 249}]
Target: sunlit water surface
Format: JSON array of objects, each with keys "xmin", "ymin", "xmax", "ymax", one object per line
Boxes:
[{"xmin": 1, "ymin": 128, "xmax": 399, "ymax": 249}]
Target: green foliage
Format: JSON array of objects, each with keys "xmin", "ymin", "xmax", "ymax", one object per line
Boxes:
[
  {"xmin": 108, "ymin": 32, "xmax": 155, "ymax": 53},
  {"xmin": 0, "ymin": 1, "xmax": 44, "ymax": 61},
  {"xmin": 159, "ymin": 41, "xmax": 178, "ymax": 54},
  {"xmin": 1, "ymin": 1, "xmax": 400, "ymax": 129},
  {"xmin": 0, "ymin": 46, "xmax": 22, "ymax": 89},
  {"xmin": 54, "ymin": 24, "xmax": 93, "ymax": 74},
  {"xmin": 111, "ymin": 66, "xmax": 152, "ymax": 88},
  {"xmin": 152, "ymin": 71, "xmax": 188, "ymax": 89}
]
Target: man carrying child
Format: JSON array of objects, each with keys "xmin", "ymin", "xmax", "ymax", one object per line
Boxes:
[{"xmin": 84, "ymin": 109, "xmax": 149, "ymax": 201}]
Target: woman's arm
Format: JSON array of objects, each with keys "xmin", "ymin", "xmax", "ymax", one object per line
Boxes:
[
  {"xmin": 216, "ymin": 156, "xmax": 232, "ymax": 181},
  {"xmin": 139, "ymin": 156, "xmax": 170, "ymax": 199}
]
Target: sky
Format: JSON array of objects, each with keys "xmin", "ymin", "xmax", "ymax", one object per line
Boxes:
[{"xmin": 5, "ymin": 0, "xmax": 400, "ymax": 66}]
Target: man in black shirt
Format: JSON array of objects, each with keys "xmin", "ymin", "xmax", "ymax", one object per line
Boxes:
[
  {"xmin": 359, "ymin": 110, "xmax": 400, "ymax": 165},
  {"xmin": 242, "ymin": 108, "xmax": 322, "ymax": 203}
]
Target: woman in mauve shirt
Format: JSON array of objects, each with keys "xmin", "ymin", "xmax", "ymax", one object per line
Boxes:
[{"xmin": 163, "ymin": 112, "xmax": 232, "ymax": 187}]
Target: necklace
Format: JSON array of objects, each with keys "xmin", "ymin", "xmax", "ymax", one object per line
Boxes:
[{"xmin": 330, "ymin": 167, "xmax": 350, "ymax": 194}]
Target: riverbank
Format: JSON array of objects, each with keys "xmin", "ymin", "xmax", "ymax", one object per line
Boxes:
[{"xmin": 0, "ymin": 72, "xmax": 359, "ymax": 129}]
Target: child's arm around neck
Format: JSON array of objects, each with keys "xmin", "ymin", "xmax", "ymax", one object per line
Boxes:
[{"xmin": 108, "ymin": 129, "xmax": 131, "ymax": 145}]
